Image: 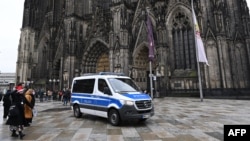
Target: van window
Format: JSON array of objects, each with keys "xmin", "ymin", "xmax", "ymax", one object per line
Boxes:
[
  {"xmin": 72, "ymin": 79, "xmax": 95, "ymax": 93},
  {"xmin": 98, "ymin": 79, "xmax": 108, "ymax": 92},
  {"xmin": 108, "ymin": 78, "xmax": 140, "ymax": 93}
]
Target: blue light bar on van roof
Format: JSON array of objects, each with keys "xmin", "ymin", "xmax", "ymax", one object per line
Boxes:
[
  {"xmin": 99, "ymin": 72, "xmax": 125, "ymax": 76},
  {"xmin": 82, "ymin": 72, "xmax": 125, "ymax": 76}
]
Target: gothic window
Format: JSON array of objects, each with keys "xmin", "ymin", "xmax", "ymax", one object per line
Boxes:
[{"xmin": 172, "ymin": 12, "xmax": 196, "ymax": 70}]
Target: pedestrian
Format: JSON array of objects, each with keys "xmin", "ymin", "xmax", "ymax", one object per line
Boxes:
[
  {"xmin": 2, "ymin": 89, "xmax": 12, "ymax": 119},
  {"xmin": 39, "ymin": 88, "xmax": 44, "ymax": 102},
  {"xmin": 47, "ymin": 89, "xmax": 52, "ymax": 101},
  {"xmin": 24, "ymin": 89, "xmax": 35, "ymax": 127},
  {"xmin": 58, "ymin": 90, "xmax": 63, "ymax": 101},
  {"xmin": 0, "ymin": 91, "xmax": 2, "ymax": 102},
  {"xmin": 45, "ymin": 89, "xmax": 48, "ymax": 101},
  {"xmin": 63, "ymin": 88, "xmax": 70, "ymax": 106},
  {"xmin": 6, "ymin": 84, "xmax": 26, "ymax": 139}
]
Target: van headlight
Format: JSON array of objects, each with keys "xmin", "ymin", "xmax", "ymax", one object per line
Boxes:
[{"xmin": 121, "ymin": 100, "xmax": 134, "ymax": 106}]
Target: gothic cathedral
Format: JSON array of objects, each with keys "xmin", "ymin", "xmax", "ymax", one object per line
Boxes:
[{"xmin": 16, "ymin": 0, "xmax": 250, "ymax": 97}]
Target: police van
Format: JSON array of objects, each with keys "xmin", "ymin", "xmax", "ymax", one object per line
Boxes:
[{"xmin": 70, "ymin": 72, "xmax": 154, "ymax": 126}]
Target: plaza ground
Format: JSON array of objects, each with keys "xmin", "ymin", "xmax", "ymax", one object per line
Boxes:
[{"xmin": 0, "ymin": 97, "xmax": 249, "ymax": 141}]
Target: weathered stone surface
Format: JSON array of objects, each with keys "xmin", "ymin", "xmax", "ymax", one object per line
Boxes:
[{"xmin": 1, "ymin": 97, "xmax": 250, "ymax": 140}]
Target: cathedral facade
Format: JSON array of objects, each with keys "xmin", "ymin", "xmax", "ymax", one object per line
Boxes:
[{"xmin": 16, "ymin": 0, "xmax": 250, "ymax": 97}]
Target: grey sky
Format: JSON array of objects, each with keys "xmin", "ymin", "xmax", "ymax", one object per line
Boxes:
[
  {"xmin": 0, "ymin": 0, "xmax": 24, "ymax": 73},
  {"xmin": 0, "ymin": 0, "xmax": 250, "ymax": 73}
]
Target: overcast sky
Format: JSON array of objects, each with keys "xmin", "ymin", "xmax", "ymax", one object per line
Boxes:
[
  {"xmin": 0, "ymin": 0, "xmax": 250, "ymax": 73},
  {"xmin": 0, "ymin": 0, "xmax": 24, "ymax": 73}
]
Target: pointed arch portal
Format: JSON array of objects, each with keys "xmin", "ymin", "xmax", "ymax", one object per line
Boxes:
[
  {"xmin": 82, "ymin": 41, "xmax": 110, "ymax": 73},
  {"xmin": 132, "ymin": 44, "xmax": 156, "ymax": 91}
]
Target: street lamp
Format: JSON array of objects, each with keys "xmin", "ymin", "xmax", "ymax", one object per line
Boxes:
[
  {"xmin": 49, "ymin": 78, "xmax": 60, "ymax": 90},
  {"xmin": 49, "ymin": 79, "xmax": 52, "ymax": 90},
  {"xmin": 53, "ymin": 79, "xmax": 56, "ymax": 91},
  {"xmin": 56, "ymin": 79, "xmax": 60, "ymax": 90},
  {"xmin": 54, "ymin": 79, "xmax": 59, "ymax": 90}
]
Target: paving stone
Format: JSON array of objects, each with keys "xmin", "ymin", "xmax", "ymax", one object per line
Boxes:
[
  {"xmin": 107, "ymin": 135, "xmax": 124, "ymax": 141},
  {"xmin": 121, "ymin": 127, "xmax": 140, "ymax": 137},
  {"xmin": 0, "ymin": 98, "xmax": 249, "ymax": 141},
  {"xmin": 88, "ymin": 133, "xmax": 107, "ymax": 141},
  {"xmin": 107, "ymin": 129, "xmax": 122, "ymax": 135},
  {"xmin": 123, "ymin": 137, "xmax": 142, "ymax": 141}
]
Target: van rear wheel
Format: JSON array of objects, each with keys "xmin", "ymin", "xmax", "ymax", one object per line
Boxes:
[
  {"xmin": 108, "ymin": 109, "xmax": 120, "ymax": 126},
  {"xmin": 73, "ymin": 105, "xmax": 82, "ymax": 118}
]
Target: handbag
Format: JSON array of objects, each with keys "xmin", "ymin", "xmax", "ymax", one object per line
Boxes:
[
  {"xmin": 32, "ymin": 107, "xmax": 38, "ymax": 117},
  {"xmin": 8, "ymin": 105, "xmax": 20, "ymax": 117}
]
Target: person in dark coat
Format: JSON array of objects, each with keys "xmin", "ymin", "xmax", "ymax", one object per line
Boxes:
[
  {"xmin": 0, "ymin": 90, "xmax": 3, "ymax": 102},
  {"xmin": 0, "ymin": 92, "xmax": 2, "ymax": 102},
  {"xmin": 39, "ymin": 88, "xmax": 44, "ymax": 102},
  {"xmin": 3, "ymin": 89, "xmax": 12, "ymax": 119},
  {"xmin": 63, "ymin": 88, "xmax": 71, "ymax": 106},
  {"xmin": 6, "ymin": 85, "xmax": 26, "ymax": 139}
]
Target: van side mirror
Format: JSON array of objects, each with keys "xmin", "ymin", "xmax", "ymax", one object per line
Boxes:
[{"xmin": 103, "ymin": 87, "xmax": 112, "ymax": 95}]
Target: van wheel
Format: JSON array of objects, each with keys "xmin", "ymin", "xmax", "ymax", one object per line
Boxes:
[
  {"xmin": 73, "ymin": 105, "xmax": 82, "ymax": 118},
  {"xmin": 108, "ymin": 109, "xmax": 120, "ymax": 126}
]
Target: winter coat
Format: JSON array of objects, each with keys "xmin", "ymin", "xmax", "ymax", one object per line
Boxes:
[
  {"xmin": 3, "ymin": 90, "xmax": 12, "ymax": 107},
  {"xmin": 0, "ymin": 93, "xmax": 2, "ymax": 102},
  {"xmin": 24, "ymin": 89, "xmax": 34, "ymax": 119},
  {"xmin": 6, "ymin": 90, "xmax": 25, "ymax": 126},
  {"xmin": 63, "ymin": 89, "xmax": 71, "ymax": 100}
]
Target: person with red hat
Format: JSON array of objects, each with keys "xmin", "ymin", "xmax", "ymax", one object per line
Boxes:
[{"xmin": 6, "ymin": 83, "xmax": 26, "ymax": 139}]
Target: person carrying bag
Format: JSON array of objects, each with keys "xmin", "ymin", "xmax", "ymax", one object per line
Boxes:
[{"xmin": 6, "ymin": 84, "xmax": 26, "ymax": 139}]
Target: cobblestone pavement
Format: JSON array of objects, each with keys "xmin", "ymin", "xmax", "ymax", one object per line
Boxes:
[{"xmin": 0, "ymin": 97, "xmax": 250, "ymax": 141}]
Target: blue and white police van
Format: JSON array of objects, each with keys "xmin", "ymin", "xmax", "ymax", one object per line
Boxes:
[{"xmin": 70, "ymin": 72, "xmax": 154, "ymax": 126}]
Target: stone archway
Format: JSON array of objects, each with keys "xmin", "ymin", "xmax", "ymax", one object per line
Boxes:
[
  {"xmin": 132, "ymin": 45, "xmax": 150, "ymax": 91},
  {"xmin": 82, "ymin": 40, "xmax": 110, "ymax": 73}
]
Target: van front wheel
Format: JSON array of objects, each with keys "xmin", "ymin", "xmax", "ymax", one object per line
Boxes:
[
  {"xmin": 108, "ymin": 109, "xmax": 120, "ymax": 126},
  {"xmin": 73, "ymin": 105, "xmax": 82, "ymax": 118}
]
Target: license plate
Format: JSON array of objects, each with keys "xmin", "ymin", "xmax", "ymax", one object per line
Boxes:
[{"xmin": 142, "ymin": 114, "xmax": 150, "ymax": 118}]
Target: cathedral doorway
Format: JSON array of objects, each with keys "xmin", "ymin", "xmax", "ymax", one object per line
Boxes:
[
  {"xmin": 82, "ymin": 40, "xmax": 110, "ymax": 73},
  {"xmin": 96, "ymin": 53, "xmax": 109, "ymax": 72},
  {"xmin": 132, "ymin": 45, "xmax": 155, "ymax": 91}
]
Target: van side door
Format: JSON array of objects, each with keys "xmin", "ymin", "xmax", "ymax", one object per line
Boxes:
[
  {"xmin": 94, "ymin": 79, "xmax": 112, "ymax": 117},
  {"xmin": 71, "ymin": 79, "xmax": 96, "ymax": 115}
]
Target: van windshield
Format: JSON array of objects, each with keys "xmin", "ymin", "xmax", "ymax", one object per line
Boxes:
[{"xmin": 108, "ymin": 78, "xmax": 140, "ymax": 93}]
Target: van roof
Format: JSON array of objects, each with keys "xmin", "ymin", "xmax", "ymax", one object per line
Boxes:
[
  {"xmin": 73, "ymin": 72, "xmax": 130, "ymax": 80},
  {"xmin": 83, "ymin": 72, "xmax": 125, "ymax": 76}
]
